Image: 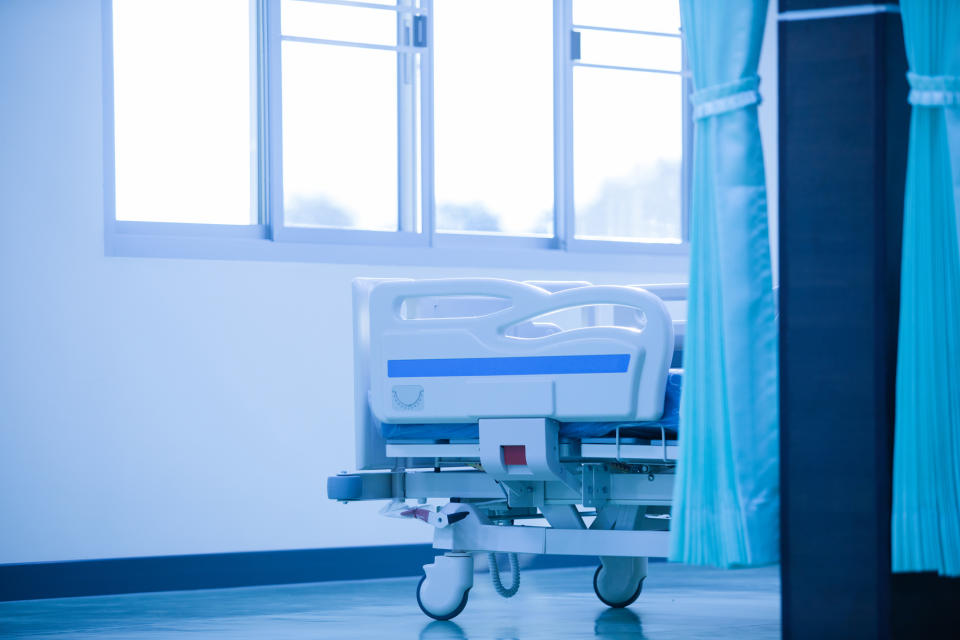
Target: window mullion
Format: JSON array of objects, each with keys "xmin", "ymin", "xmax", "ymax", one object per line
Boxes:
[
  {"xmin": 397, "ymin": 3, "xmax": 415, "ymax": 232},
  {"xmin": 253, "ymin": 0, "xmax": 269, "ymax": 227},
  {"xmin": 261, "ymin": 0, "xmax": 286, "ymax": 240},
  {"xmin": 421, "ymin": 0, "xmax": 436, "ymax": 245},
  {"xmin": 553, "ymin": 0, "xmax": 574, "ymax": 250}
]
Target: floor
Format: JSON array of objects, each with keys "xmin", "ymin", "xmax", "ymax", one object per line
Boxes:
[{"xmin": 0, "ymin": 563, "xmax": 781, "ymax": 640}]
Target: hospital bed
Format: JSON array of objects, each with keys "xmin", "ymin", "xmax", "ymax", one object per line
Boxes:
[{"xmin": 327, "ymin": 278, "xmax": 685, "ymax": 620}]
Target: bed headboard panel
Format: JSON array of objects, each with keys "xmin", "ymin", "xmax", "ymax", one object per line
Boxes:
[
  {"xmin": 352, "ymin": 278, "xmax": 679, "ymax": 469},
  {"xmin": 369, "ymin": 278, "xmax": 672, "ymax": 420}
]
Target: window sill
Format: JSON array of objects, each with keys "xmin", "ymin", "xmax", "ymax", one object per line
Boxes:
[{"xmin": 105, "ymin": 222, "xmax": 690, "ymax": 271}]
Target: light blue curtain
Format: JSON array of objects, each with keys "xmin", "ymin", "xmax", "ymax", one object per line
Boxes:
[
  {"xmin": 670, "ymin": 0, "xmax": 779, "ymax": 568},
  {"xmin": 892, "ymin": 0, "xmax": 960, "ymax": 578}
]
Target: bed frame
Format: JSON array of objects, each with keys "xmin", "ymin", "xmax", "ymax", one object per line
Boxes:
[{"xmin": 328, "ymin": 278, "xmax": 686, "ymax": 620}]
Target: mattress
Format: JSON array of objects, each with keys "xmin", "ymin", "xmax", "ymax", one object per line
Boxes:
[{"xmin": 380, "ymin": 370, "xmax": 682, "ymax": 441}]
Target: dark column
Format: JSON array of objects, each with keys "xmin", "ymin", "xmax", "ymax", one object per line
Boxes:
[
  {"xmin": 778, "ymin": 2, "xmax": 908, "ymax": 638},
  {"xmin": 779, "ymin": 0, "xmax": 960, "ymax": 637}
]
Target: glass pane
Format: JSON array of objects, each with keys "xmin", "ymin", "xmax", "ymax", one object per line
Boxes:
[
  {"xmin": 112, "ymin": 0, "xmax": 254, "ymax": 224},
  {"xmin": 281, "ymin": 42, "xmax": 398, "ymax": 230},
  {"xmin": 579, "ymin": 31, "xmax": 681, "ymax": 73},
  {"xmin": 574, "ymin": 68, "xmax": 682, "ymax": 242},
  {"xmin": 433, "ymin": 0, "xmax": 553, "ymax": 236},
  {"xmin": 281, "ymin": 0, "xmax": 396, "ymax": 46},
  {"xmin": 573, "ymin": 0, "xmax": 681, "ymax": 34}
]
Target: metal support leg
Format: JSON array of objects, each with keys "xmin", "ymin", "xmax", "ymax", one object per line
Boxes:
[{"xmin": 541, "ymin": 504, "xmax": 586, "ymax": 530}]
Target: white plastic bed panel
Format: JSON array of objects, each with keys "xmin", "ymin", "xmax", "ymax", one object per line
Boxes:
[
  {"xmin": 366, "ymin": 279, "xmax": 674, "ymax": 425},
  {"xmin": 352, "ymin": 278, "xmax": 680, "ymax": 470}
]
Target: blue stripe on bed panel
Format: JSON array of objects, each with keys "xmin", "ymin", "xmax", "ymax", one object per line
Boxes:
[{"xmin": 387, "ymin": 354, "xmax": 631, "ymax": 378}]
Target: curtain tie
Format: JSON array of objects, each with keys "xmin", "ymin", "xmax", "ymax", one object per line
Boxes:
[
  {"xmin": 907, "ymin": 72, "xmax": 960, "ymax": 107},
  {"xmin": 691, "ymin": 76, "xmax": 761, "ymax": 120}
]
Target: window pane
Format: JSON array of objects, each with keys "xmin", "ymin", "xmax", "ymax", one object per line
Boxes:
[
  {"xmin": 433, "ymin": 0, "xmax": 553, "ymax": 236},
  {"xmin": 281, "ymin": 0, "xmax": 396, "ymax": 46},
  {"xmin": 578, "ymin": 31, "xmax": 681, "ymax": 73},
  {"xmin": 573, "ymin": 0, "xmax": 681, "ymax": 34},
  {"xmin": 112, "ymin": 0, "xmax": 254, "ymax": 224},
  {"xmin": 281, "ymin": 42, "xmax": 398, "ymax": 230},
  {"xmin": 574, "ymin": 68, "xmax": 682, "ymax": 242}
]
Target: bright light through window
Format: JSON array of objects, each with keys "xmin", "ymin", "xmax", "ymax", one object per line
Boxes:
[
  {"xmin": 574, "ymin": 70, "xmax": 682, "ymax": 242},
  {"xmin": 281, "ymin": 41, "xmax": 399, "ymax": 231},
  {"xmin": 112, "ymin": 0, "xmax": 255, "ymax": 225},
  {"xmin": 573, "ymin": 0, "xmax": 681, "ymax": 34},
  {"xmin": 433, "ymin": 0, "xmax": 554, "ymax": 237},
  {"xmin": 279, "ymin": 0, "xmax": 403, "ymax": 231},
  {"xmin": 572, "ymin": 0, "xmax": 683, "ymax": 242}
]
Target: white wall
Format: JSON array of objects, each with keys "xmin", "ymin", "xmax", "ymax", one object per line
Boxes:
[{"xmin": 0, "ymin": 0, "xmax": 776, "ymax": 564}]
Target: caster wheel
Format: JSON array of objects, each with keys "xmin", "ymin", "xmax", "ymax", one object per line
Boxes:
[
  {"xmin": 593, "ymin": 565, "xmax": 644, "ymax": 608},
  {"xmin": 417, "ymin": 575, "xmax": 470, "ymax": 621}
]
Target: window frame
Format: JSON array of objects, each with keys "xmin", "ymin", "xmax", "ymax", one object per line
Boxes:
[{"xmin": 102, "ymin": 0, "xmax": 691, "ymax": 269}]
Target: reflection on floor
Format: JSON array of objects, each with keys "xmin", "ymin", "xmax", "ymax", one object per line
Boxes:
[{"xmin": 0, "ymin": 562, "xmax": 780, "ymax": 639}]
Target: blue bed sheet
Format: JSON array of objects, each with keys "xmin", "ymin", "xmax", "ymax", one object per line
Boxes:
[{"xmin": 381, "ymin": 370, "xmax": 682, "ymax": 441}]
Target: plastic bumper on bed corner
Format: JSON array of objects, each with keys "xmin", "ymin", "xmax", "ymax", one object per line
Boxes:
[{"xmin": 327, "ymin": 474, "xmax": 364, "ymax": 501}]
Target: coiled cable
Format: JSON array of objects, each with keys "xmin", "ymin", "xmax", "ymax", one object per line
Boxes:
[{"xmin": 487, "ymin": 552, "xmax": 520, "ymax": 598}]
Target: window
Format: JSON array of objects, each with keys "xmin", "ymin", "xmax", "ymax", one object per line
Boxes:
[
  {"xmin": 111, "ymin": 0, "xmax": 256, "ymax": 225},
  {"xmin": 571, "ymin": 0, "xmax": 684, "ymax": 243},
  {"xmin": 433, "ymin": 1, "xmax": 554, "ymax": 237},
  {"xmin": 279, "ymin": 0, "xmax": 408, "ymax": 232},
  {"xmin": 107, "ymin": 0, "xmax": 689, "ymax": 261}
]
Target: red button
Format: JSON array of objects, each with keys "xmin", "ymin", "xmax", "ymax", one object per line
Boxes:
[{"xmin": 502, "ymin": 445, "xmax": 527, "ymax": 466}]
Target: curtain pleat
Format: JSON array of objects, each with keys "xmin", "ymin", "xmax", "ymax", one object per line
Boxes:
[
  {"xmin": 669, "ymin": 0, "xmax": 779, "ymax": 568},
  {"xmin": 892, "ymin": 0, "xmax": 960, "ymax": 578}
]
